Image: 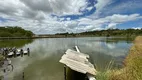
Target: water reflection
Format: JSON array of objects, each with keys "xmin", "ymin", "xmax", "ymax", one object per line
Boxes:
[
  {"xmin": 0, "ymin": 39, "xmax": 33, "ymax": 48},
  {"xmin": 0, "ymin": 37, "xmax": 132, "ymax": 80}
]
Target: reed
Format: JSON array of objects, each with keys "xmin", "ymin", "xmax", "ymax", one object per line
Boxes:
[
  {"xmin": 110, "ymin": 36, "xmax": 142, "ymax": 80},
  {"xmin": 96, "ymin": 36, "xmax": 142, "ymax": 80},
  {"xmin": 95, "ymin": 60, "xmax": 114, "ymax": 80}
]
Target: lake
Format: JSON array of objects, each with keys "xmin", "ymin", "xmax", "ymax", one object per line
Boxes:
[{"xmin": 0, "ymin": 37, "xmax": 133, "ymax": 80}]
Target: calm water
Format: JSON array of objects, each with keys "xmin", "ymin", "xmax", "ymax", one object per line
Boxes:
[{"xmin": 0, "ymin": 37, "xmax": 133, "ymax": 80}]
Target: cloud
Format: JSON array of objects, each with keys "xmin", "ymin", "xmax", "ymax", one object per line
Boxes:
[
  {"xmin": 77, "ymin": 14, "xmax": 142, "ymax": 31},
  {"xmin": 20, "ymin": 0, "xmax": 87, "ymax": 15},
  {"xmin": 132, "ymin": 27, "xmax": 142, "ymax": 30},
  {"xmin": 0, "ymin": 0, "xmax": 19, "ymax": 15},
  {"xmin": 95, "ymin": 0, "xmax": 142, "ymax": 17},
  {"xmin": 106, "ymin": 23, "xmax": 117, "ymax": 29},
  {"xmin": 92, "ymin": 0, "xmax": 112, "ymax": 18},
  {"xmin": 105, "ymin": 14, "xmax": 141, "ymax": 23},
  {"xmin": 0, "ymin": 0, "xmax": 142, "ymax": 34}
]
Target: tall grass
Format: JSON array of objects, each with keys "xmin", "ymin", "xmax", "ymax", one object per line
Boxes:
[
  {"xmin": 96, "ymin": 36, "xmax": 142, "ymax": 80},
  {"xmin": 95, "ymin": 60, "xmax": 114, "ymax": 80},
  {"xmin": 110, "ymin": 36, "xmax": 142, "ymax": 80}
]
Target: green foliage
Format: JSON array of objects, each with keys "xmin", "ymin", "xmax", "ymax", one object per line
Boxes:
[
  {"xmin": 0, "ymin": 26, "xmax": 34, "ymax": 37},
  {"xmin": 54, "ymin": 29, "xmax": 142, "ymax": 37},
  {"xmin": 25, "ymin": 31, "xmax": 34, "ymax": 37},
  {"xmin": 96, "ymin": 72, "xmax": 110, "ymax": 80},
  {"xmin": 0, "ymin": 32, "xmax": 13, "ymax": 37},
  {"xmin": 79, "ymin": 29, "xmax": 142, "ymax": 37}
]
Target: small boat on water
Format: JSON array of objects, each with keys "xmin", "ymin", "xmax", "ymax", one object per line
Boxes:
[
  {"xmin": 24, "ymin": 51, "xmax": 28, "ymax": 54},
  {"xmin": 8, "ymin": 52, "xmax": 14, "ymax": 57},
  {"xmin": 16, "ymin": 49, "xmax": 21, "ymax": 56},
  {"xmin": 0, "ymin": 47, "xmax": 30, "ymax": 58}
]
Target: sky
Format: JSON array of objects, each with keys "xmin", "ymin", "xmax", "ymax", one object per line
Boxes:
[{"xmin": 0, "ymin": 0, "xmax": 142, "ymax": 34}]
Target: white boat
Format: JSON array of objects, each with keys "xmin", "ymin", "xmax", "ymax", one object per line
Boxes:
[
  {"xmin": 24, "ymin": 51, "xmax": 28, "ymax": 54},
  {"xmin": 17, "ymin": 49, "xmax": 21, "ymax": 52},
  {"xmin": 16, "ymin": 52, "xmax": 21, "ymax": 56},
  {"xmin": 8, "ymin": 52, "xmax": 14, "ymax": 56}
]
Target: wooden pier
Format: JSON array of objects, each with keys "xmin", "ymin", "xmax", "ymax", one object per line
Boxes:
[{"xmin": 59, "ymin": 46, "xmax": 97, "ymax": 80}]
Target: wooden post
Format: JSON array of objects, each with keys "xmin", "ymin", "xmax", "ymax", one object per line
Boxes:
[
  {"xmin": 64, "ymin": 65, "xmax": 67, "ymax": 80},
  {"xmin": 23, "ymin": 72, "xmax": 24, "ymax": 80},
  {"xmin": 75, "ymin": 46, "xmax": 80, "ymax": 53}
]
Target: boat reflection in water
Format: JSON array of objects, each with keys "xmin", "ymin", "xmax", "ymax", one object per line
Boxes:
[{"xmin": 0, "ymin": 58, "xmax": 13, "ymax": 80}]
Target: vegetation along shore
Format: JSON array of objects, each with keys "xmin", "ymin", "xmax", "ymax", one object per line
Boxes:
[
  {"xmin": 0, "ymin": 26, "xmax": 142, "ymax": 39},
  {"xmin": 0, "ymin": 26, "xmax": 33, "ymax": 39},
  {"xmin": 36, "ymin": 28, "xmax": 142, "ymax": 38},
  {"xmin": 96, "ymin": 36, "xmax": 142, "ymax": 80}
]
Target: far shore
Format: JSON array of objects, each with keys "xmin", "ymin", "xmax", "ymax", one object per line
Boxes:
[
  {"xmin": 0, "ymin": 37, "xmax": 34, "ymax": 39},
  {"xmin": 0, "ymin": 35, "xmax": 138, "ymax": 39}
]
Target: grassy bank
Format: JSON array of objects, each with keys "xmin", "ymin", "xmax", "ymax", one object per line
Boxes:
[{"xmin": 96, "ymin": 36, "xmax": 142, "ymax": 80}]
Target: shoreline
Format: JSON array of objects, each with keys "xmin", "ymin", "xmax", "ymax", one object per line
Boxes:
[
  {"xmin": 0, "ymin": 35, "xmax": 137, "ymax": 39},
  {"xmin": 0, "ymin": 37, "xmax": 34, "ymax": 39},
  {"xmin": 99, "ymin": 36, "xmax": 142, "ymax": 80},
  {"xmin": 95, "ymin": 36, "xmax": 142, "ymax": 80}
]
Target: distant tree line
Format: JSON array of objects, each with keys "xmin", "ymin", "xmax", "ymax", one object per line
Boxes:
[
  {"xmin": 80, "ymin": 28, "xmax": 142, "ymax": 37},
  {"xmin": 55, "ymin": 28, "xmax": 142, "ymax": 37},
  {"xmin": 0, "ymin": 26, "xmax": 34, "ymax": 37}
]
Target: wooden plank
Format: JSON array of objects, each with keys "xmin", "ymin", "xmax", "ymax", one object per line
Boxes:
[
  {"xmin": 66, "ymin": 49, "xmax": 89, "ymax": 58},
  {"xmin": 60, "ymin": 55, "xmax": 96, "ymax": 75},
  {"xmin": 64, "ymin": 52, "xmax": 88, "ymax": 63},
  {"xmin": 60, "ymin": 49, "xmax": 97, "ymax": 76}
]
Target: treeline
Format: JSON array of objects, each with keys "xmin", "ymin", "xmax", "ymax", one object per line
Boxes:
[
  {"xmin": 80, "ymin": 29, "xmax": 142, "ymax": 37},
  {"xmin": 55, "ymin": 28, "xmax": 142, "ymax": 37},
  {"xmin": 0, "ymin": 26, "xmax": 34, "ymax": 37},
  {"xmin": 55, "ymin": 32, "xmax": 76, "ymax": 37}
]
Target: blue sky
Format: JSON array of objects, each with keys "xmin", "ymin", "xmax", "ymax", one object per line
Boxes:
[{"xmin": 0, "ymin": 0, "xmax": 142, "ymax": 34}]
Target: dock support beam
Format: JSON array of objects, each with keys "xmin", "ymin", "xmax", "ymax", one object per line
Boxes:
[{"xmin": 64, "ymin": 65, "xmax": 67, "ymax": 80}]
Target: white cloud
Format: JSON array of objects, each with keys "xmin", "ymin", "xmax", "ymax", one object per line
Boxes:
[
  {"xmin": 77, "ymin": 14, "xmax": 142, "ymax": 31},
  {"xmin": 92, "ymin": 0, "xmax": 112, "ymax": 18},
  {"xmin": 20, "ymin": 0, "xmax": 87, "ymax": 15},
  {"xmin": 0, "ymin": 0, "xmax": 142, "ymax": 34},
  {"xmin": 86, "ymin": 6, "xmax": 93, "ymax": 11},
  {"xmin": 106, "ymin": 23, "xmax": 117, "ymax": 29},
  {"xmin": 103, "ymin": 0, "xmax": 142, "ymax": 16},
  {"xmin": 105, "ymin": 14, "xmax": 141, "ymax": 23},
  {"xmin": 132, "ymin": 27, "xmax": 142, "ymax": 30},
  {"xmin": 1, "ymin": 12, "xmax": 142, "ymax": 34}
]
